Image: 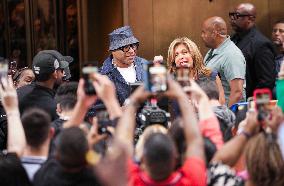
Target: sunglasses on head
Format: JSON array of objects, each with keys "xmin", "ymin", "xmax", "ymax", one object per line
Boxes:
[
  {"xmin": 13, "ymin": 67, "xmax": 29, "ymax": 81},
  {"xmin": 229, "ymin": 12, "xmax": 255, "ymax": 20}
]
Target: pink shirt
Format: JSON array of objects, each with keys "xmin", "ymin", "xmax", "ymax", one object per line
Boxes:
[{"xmin": 199, "ymin": 117, "xmax": 224, "ymax": 149}]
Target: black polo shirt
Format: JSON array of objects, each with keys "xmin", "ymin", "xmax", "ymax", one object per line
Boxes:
[{"xmin": 17, "ymin": 82, "xmax": 58, "ymax": 120}]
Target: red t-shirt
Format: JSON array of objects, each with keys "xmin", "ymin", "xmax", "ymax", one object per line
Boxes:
[{"xmin": 128, "ymin": 157, "xmax": 206, "ymax": 186}]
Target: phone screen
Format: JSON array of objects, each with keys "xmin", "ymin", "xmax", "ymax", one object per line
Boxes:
[
  {"xmin": 255, "ymin": 92, "xmax": 270, "ymax": 110},
  {"xmin": 147, "ymin": 64, "xmax": 167, "ymax": 93},
  {"xmin": 176, "ymin": 67, "xmax": 190, "ymax": 87},
  {"xmin": 0, "ymin": 59, "xmax": 8, "ymax": 79},
  {"xmin": 82, "ymin": 66, "xmax": 98, "ymax": 95},
  {"xmin": 96, "ymin": 110, "xmax": 111, "ymax": 134},
  {"xmin": 253, "ymin": 89, "xmax": 272, "ymax": 111}
]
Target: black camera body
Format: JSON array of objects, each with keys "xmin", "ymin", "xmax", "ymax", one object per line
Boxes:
[
  {"xmin": 134, "ymin": 102, "xmax": 170, "ymax": 143},
  {"xmin": 138, "ymin": 104, "xmax": 169, "ymax": 128}
]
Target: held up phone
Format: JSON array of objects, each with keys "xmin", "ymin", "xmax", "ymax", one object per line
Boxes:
[
  {"xmin": 176, "ymin": 67, "xmax": 190, "ymax": 87},
  {"xmin": 129, "ymin": 82, "xmax": 143, "ymax": 94},
  {"xmin": 144, "ymin": 62, "xmax": 167, "ymax": 93},
  {"xmin": 0, "ymin": 58, "xmax": 8, "ymax": 80},
  {"xmin": 96, "ymin": 110, "xmax": 111, "ymax": 135},
  {"xmin": 82, "ymin": 66, "xmax": 98, "ymax": 95},
  {"xmin": 253, "ymin": 88, "xmax": 272, "ymax": 111},
  {"xmin": 253, "ymin": 88, "xmax": 272, "ymax": 121}
]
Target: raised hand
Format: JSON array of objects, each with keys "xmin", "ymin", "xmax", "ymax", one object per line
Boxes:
[
  {"xmin": 0, "ymin": 76, "xmax": 18, "ymax": 112},
  {"xmin": 77, "ymin": 78, "xmax": 98, "ymax": 109},
  {"xmin": 92, "ymin": 73, "xmax": 117, "ymax": 103}
]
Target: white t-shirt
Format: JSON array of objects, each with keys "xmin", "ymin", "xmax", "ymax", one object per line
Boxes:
[{"xmin": 117, "ymin": 64, "xmax": 137, "ymax": 83}]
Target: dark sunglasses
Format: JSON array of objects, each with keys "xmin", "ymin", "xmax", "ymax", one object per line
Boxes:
[
  {"xmin": 118, "ymin": 43, "xmax": 139, "ymax": 53},
  {"xmin": 229, "ymin": 12, "xmax": 255, "ymax": 20}
]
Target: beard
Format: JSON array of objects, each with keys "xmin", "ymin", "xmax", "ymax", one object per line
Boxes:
[{"xmin": 53, "ymin": 79, "xmax": 63, "ymax": 91}]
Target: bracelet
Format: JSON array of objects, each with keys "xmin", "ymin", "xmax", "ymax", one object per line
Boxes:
[
  {"xmin": 237, "ymin": 129, "xmax": 252, "ymax": 140},
  {"xmin": 123, "ymin": 98, "xmax": 139, "ymax": 108}
]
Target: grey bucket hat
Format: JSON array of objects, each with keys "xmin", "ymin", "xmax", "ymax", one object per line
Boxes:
[{"xmin": 109, "ymin": 26, "xmax": 139, "ymax": 51}]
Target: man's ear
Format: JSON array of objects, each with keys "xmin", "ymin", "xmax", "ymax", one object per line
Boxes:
[
  {"xmin": 52, "ymin": 71, "xmax": 58, "ymax": 79},
  {"xmin": 211, "ymin": 29, "xmax": 218, "ymax": 38}
]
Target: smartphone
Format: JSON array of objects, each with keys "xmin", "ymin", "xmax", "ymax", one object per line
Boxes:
[
  {"xmin": 0, "ymin": 58, "xmax": 8, "ymax": 80},
  {"xmin": 253, "ymin": 88, "xmax": 271, "ymax": 111},
  {"xmin": 96, "ymin": 110, "xmax": 111, "ymax": 134},
  {"xmin": 129, "ymin": 81, "xmax": 143, "ymax": 94},
  {"xmin": 176, "ymin": 67, "xmax": 190, "ymax": 87},
  {"xmin": 145, "ymin": 63, "xmax": 167, "ymax": 93},
  {"xmin": 82, "ymin": 66, "xmax": 98, "ymax": 95},
  {"xmin": 9, "ymin": 61, "xmax": 17, "ymax": 76},
  {"xmin": 253, "ymin": 88, "xmax": 272, "ymax": 121}
]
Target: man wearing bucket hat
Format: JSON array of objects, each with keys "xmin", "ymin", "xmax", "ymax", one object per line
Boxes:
[
  {"xmin": 17, "ymin": 50, "xmax": 72, "ymax": 120},
  {"xmin": 100, "ymin": 26, "xmax": 148, "ymax": 105}
]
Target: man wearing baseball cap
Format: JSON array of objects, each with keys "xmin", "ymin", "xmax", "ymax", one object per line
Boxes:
[
  {"xmin": 17, "ymin": 50, "xmax": 72, "ymax": 120},
  {"xmin": 100, "ymin": 26, "xmax": 148, "ymax": 105}
]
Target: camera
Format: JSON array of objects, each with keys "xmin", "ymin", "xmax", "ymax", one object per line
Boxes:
[
  {"xmin": 134, "ymin": 100, "xmax": 170, "ymax": 143},
  {"xmin": 144, "ymin": 62, "xmax": 167, "ymax": 93},
  {"xmin": 137, "ymin": 101, "xmax": 170, "ymax": 128},
  {"xmin": 82, "ymin": 66, "xmax": 97, "ymax": 95}
]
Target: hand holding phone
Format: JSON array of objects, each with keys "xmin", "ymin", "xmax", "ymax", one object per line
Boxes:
[
  {"xmin": 253, "ymin": 88, "xmax": 272, "ymax": 122},
  {"xmin": 82, "ymin": 66, "xmax": 98, "ymax": 95}
]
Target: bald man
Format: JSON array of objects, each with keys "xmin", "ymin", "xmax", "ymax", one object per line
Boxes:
[
  {"xmin": 230, "ymin": 3, "xmax": 276, "ymax": 98},
  {"xmin": 202, "ymin": 16, "xmax": 246, "ymax": 106}
]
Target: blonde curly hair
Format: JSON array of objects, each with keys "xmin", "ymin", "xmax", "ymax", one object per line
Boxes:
[{"xmin": 167, "ymin": 37, "xmax": 211, "ymax": 79}]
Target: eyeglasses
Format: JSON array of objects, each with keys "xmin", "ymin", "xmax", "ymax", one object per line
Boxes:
[
  {"xmin": 118, "ymin": 43, "xmax": 139, "ymax": 53},
  {"xmin": 229, "ymin": 12, "xmax": 255, "ymax": 20}
]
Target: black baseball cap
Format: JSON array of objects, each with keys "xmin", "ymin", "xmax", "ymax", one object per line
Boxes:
[{"xmin": 32, "ymin": 50, "xmax": 73, "ymax": 77}]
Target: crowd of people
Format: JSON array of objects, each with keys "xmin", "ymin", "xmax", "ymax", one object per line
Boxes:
[{"xmin": 0, "ymin": 2, "xmax": 284, "ymax": 186}]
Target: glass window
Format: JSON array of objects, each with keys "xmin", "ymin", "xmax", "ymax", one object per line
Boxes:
[
  {"xmin": 33, "ymin": 0, "xmax": 57, "ymax": 53},
  {"xmin": 65, "ymin": 0, "xmax": 79, "ymax": 80},
  {"xmin": 8, "ymin": 0, "xmax": 27, "ymax": 68},
  {"xmin": 0, "ymin": 2, "xmax": 6, "ymax": 58}
]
